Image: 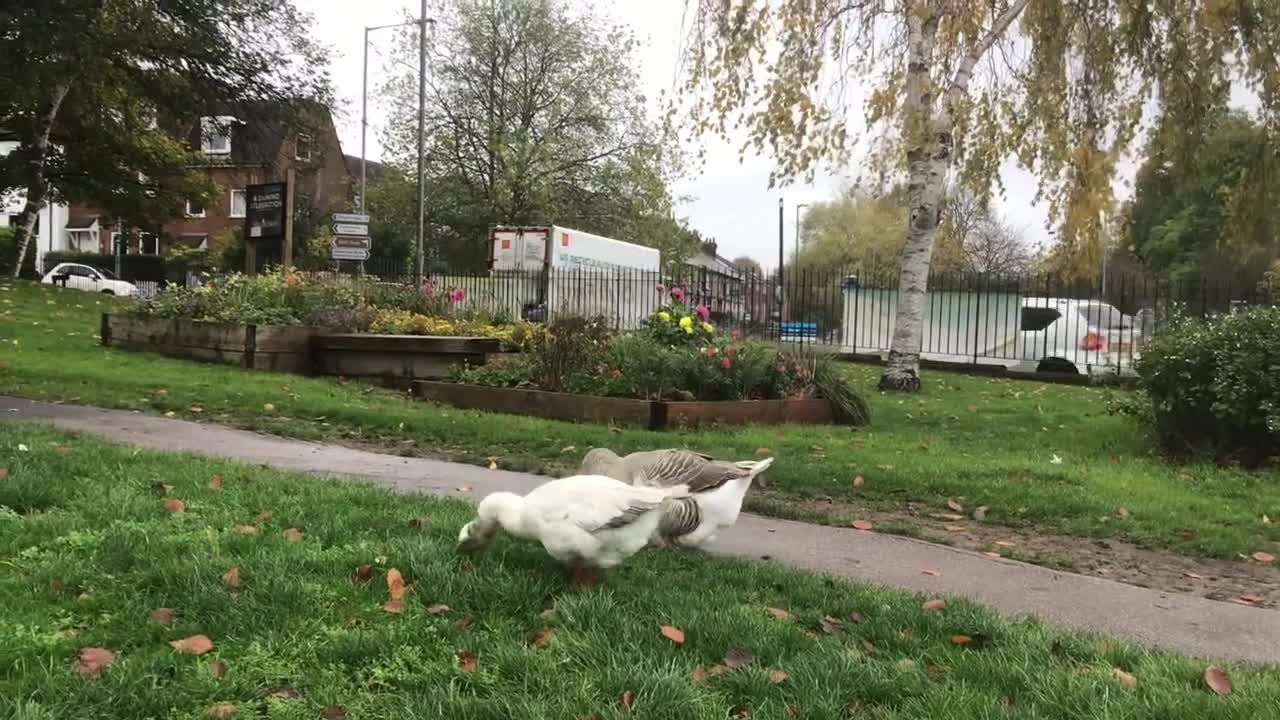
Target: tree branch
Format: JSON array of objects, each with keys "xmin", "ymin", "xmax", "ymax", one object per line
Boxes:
[{"xmin": 947, "ymin": 0, "xmax": 1029, "ymax": 101}]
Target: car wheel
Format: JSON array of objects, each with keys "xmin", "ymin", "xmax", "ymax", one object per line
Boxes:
[
  {"xmin": 1036, "ymin": 358, "xmax": 1078, "ymax": 374},
  {"xmin": 101, "ymin": 290, "xmax": 115, "ymax": 295}
]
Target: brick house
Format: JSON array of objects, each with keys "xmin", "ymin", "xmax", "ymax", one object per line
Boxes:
[{"xmin": 67, "ymin": 104, "xmax": 353, "ymax": 258}]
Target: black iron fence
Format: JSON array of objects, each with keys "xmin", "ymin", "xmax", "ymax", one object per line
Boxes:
[{"xmin": 213, "ymin": 259, "xmax": 1272, "ymax": 376}]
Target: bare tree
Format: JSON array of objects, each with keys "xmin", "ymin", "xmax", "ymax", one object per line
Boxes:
[{"xmin": 934, "ymin": 190, "xmax": 1033, "ymax": 275}]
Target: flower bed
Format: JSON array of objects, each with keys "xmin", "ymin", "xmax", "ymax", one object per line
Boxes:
[{"xmin": 442, "ymin": 287, "xmax": 870, "ymax": 426}]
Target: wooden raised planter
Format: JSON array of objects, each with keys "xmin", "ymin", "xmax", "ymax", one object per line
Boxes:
[
  {"xmin": 311, "ymin": 334, "xmax": 499, "ymax": 384},
  {"xmin": 411, "ymin": 381, "xmax": 835, "ymax": 430},
  {"xmin": 102, "ymin": 313, "xmax": 314, "ymax": 373}
]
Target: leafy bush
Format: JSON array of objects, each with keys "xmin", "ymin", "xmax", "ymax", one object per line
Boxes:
[
  {"xmin": 0, "ymin": 226, "xmax": 38, "ymax": 278},
  {"xmin": 515, "ymin": 316, "xmax": 613, "ymax": 392},
  {"xmin": 364, "ymin": 280, "xmax": 512, "ymax": 325},
  {"xmin": 135, "ymin": 268, "xmax": 366, "ymax": 327},
  {"xmin": 366, "ymin": 308, "xmax": 517, "ymax": 344},
  {"xmin": 645, "ymin": 285, "xmax": 717, "ymax": 346},
  {"xmin": 1136, "ymin": 305, "xmax": 1280, "ymax": 465}
]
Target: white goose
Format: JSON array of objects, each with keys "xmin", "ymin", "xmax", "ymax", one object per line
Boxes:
[
  {"xmin": 456, "ymin": 475, "xmax": 689, "ymax": 585},
  {"xmin": 580, "ymin": 448, "xmax": 774, "ymax": 549}
]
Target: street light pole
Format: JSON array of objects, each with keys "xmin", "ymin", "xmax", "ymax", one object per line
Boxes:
[
  {"xmin": 359, "ymin": 26, "xmax": 370, "ymax": 211},
  {"xmin": 777, "ymin": 197, "xmax": 784, "ymax": 328},
  {"xmin": 415, "ymin": 0, "xmax": 428, "ymax": 288}
]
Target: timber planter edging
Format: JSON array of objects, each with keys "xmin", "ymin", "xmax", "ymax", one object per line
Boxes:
[
  {"xmin": 410, "ymin": 381, "xmax": 835, "ymax": 430},
  {"xmin": 310, "ymin": 333, "xmax": 499, "ymax": 384}
]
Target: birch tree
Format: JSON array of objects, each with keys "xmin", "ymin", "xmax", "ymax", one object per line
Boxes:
[{"xmin": 683, "ymin": 0, "xmax": 1280, "ymax": 391}]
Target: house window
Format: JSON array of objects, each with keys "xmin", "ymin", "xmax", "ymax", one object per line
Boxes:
[
  {"xmin": 200, "ymin": 116, "xmax": 234, "ymax": 155},
  {"xmin": 140, "ymin": 233, "xmax": 159, "ymax": 255},
  {"xmin": 295, "ymin": 133, "xmax": 313, "ymax": 162},
  {"xmin": 229, "ymin": 189, "xmax": 247, "ymax": 218},
  {"xmin": 186, "ymin": 198, "xmax": 206, "ymax": 217},
  {"xmin": 180, "ymin": 234, "xmax": 209, "ymax": 251}
]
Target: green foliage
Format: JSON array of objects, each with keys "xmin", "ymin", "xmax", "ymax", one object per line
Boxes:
[
  {"xmin": 135, "ymin": 268, "xmax": 365, "ymax": 327},
  {"xmin": 365, "ymin": 309, "xmax": 516, "ymax": 344},
  {"xmin": 1123, "ymin": 111, "xmax": 1280, "ymax": 288},
  {"xmin": 0, "ymin": 226, "xmax": 37, "ymax": 278},
  {"xmin": 509, "ymin": 316, "xmax": 614, "ymax": 393},
  {"xmin": 644, "ymin": 287, "xmax": 718, "ymax": 346},
  {"xmin": 1136, "ymin": 306, "xmax": 1280, "ymax": 465}
]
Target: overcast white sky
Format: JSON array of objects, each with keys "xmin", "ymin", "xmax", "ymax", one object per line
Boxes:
[{"xmin": 298, "ymin": 0, "xmax": 1088, "ymax": 268}]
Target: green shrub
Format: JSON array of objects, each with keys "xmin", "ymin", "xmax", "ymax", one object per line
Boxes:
[
  {"xmin": 135, "ymin": 268, "xmax": 366, "ymax": 327},
  {"xmin": 1136, "ymin": 305, "xmax": 1280, "ymax": 465},
  {"xmin": 0, "ymin": 226, "xmax": 38, "ymax": 278}
]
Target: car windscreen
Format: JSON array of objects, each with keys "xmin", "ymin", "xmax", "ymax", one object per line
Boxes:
[
  {"xmin": 1020, "ymin": 307, "xmax": 1061, "ymax": 332},
  {"xmin": 96, "ymin": 267, "xmax": 119, "ymax": 279}
]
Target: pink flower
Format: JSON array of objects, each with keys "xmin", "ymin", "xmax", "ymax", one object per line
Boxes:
[
  {"xmin": 656, "ymin": 283, "xmax": 666, "ymax": 293},
  {"xmin": 670, "ymin": 287, "xmax": 685, "ymax": 302},
  {"xmin": 448, "ymin": 287, "xmax": 466, "ymax": 303},
  {"xmin": 721, "ymin": 356, "xmax": 732, "ymax": 370},
  {"xmin": 730, "ymin": 328, "xmax": 742, "ymax": 339},
  {"xmin": 694, "ymin": 303, "xmax": 710, "ymax": 321}
]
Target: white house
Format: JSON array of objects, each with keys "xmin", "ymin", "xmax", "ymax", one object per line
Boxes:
[{"xmin": 1, "ymin": 139, "xmax": 73, "ymax": 273}]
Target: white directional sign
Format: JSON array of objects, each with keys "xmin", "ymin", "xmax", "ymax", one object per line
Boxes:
[
  {"xmin": 332, "ymin": 212, "xmax": 370, "ymax": 224},
  {"xmin": 331, "ymin": 234, "xmax": 371, "ymax": 261},
  {"xmin": 331, "ymin": 246, "xmax": 370, "ymax": 261},
  {"xmin": 332, "ymin": 222, "xmax": 369, "ymax": 236}
]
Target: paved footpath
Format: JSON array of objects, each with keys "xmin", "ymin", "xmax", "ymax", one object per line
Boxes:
[{"xmin": 3, "ymin": 395, "xmax": 1277, "ymax": 664}]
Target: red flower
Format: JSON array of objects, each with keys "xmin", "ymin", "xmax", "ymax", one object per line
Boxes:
[
  {"xmin": 670, "ymin": 287, "xmax": 686, "ymax": 302},
  {"xmin": 721, "ymin": 356, "xmax": 732, "ymax": 370}
]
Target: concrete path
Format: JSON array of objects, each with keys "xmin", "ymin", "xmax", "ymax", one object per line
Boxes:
[{"xmin": 3, "ymin": 395, "xmax": 1277, "ymax": 664}]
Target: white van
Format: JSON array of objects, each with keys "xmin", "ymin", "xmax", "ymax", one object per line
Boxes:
[{"xmin": 1013, "ymin": 298, "xmax": 1143, "ymax": 375}]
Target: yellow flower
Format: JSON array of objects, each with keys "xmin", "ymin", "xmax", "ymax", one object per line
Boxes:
[
  {"xmin": 656, "ymin": 311, "xmax": 671, "ymax": 322},
  {"xmin": 683, "ymin": 325, "xmax": 694, "ymax": 334},
  {"xmin": 679, "ymin": 316, "xmax": 693, "ymax": 329},
  {"xmin": 701, "ymin": 322, "xmax": 714, "ymax": 333}
]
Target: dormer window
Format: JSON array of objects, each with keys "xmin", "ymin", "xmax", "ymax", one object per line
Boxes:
[
  {"xmin": 200, "ymin": 116, "xmax": 235, "ymax": 155},
  {"xmin": 295, "ymin": 133, "xmax": 313, "ymax": 162}
]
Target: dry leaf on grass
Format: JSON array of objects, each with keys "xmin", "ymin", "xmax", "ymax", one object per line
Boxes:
[
  {"xmin": 766, "ymin": 607, "xmax": 790, "ymax": 620},
  {"xmin": 352, "ymin": 565, "xmax": 373, "ymax": 584},
  {"xmin": 620, "ymin": 690, "xmax": 635, "ymax": 708},
  {"xmin": 768, "ymin": 670, "xmax": 789, "ymax": 684},
  {"xmin": 383, "ymin": 600, "xmax": 405, "ymax": 614},
  {"xmin": 386, "ymin": 568, "xmax": 407, "ymax": 600},
  {"xmin": 282, "ymin": 528, "xmax": 303, "ymax": 541},
  {"xmin": 1117, "ymin": 507, "xmax": 1132, "ymax": 519},
  {"xmin": 816, "ymin": 616, "xmax": 844, "ymax": 635},
  {"xmin": 265, "ymin": 687, "xmax": 295, "ymax": 699},
  {"xmin": 1204, "ymin": 665, "xmax": 1233, "ymax": 696},
  {"xmin": 660, "ymin": 625, "xmax": 685, "ymax": 644},
  {"xmin": 921, "ymin": 599, "xmax": 947, "ymax": 611},
  {"xmin": 852, "ymin": 475, "xmax": 865, "ymax": 489},
  {"xmin": 730, "ymin": 704, "xmax": 750, "ymax": 718},
  {"xmin": 209, "ymin": 660, "xmax": 227, "ymax": 679},
  {"xmin": 320, "ymin": 705, "xmax": 347, "ymax": 720},
  {"xmin": 427, "ymin": 603, "xmax": 450, "ymax": 615},
  {"xmin": 1182, "ymin": 571, "xmax": 1203, "ymax": 580},
  {"xmin": 72, "ymin": 647, "xmax": 115, "ymax": 679},
  {"xmin": 922, "ymin": 569, "xmax": 941, "ymax": 577},
  {"xmin": 453, "ymin": 616, "xmax": 476, "ymax": 631},
  {"xmin": 528, "ymin": 627, "xmax": 554, "ymax": 648},
  {"xmin": 754, "ymin": 448, "xmax": 770, "ymax": 456},
  {"xmin": 205, "ymin": 703, "xmax": 237, "ymax": 718},
  {"xmin": 972, "ymin": 505, "xmax": 990, "ymax": 521},
  {"xmin": 457, "ymin": 650, "xmax": 478, "ymax": 673},
  {"xmin": 1252, "ymin": 551, "xmax": 1275, "ymax": 563},
  {"xmin": 262, "ymin": 403, "xmax": 276, "ymax": 414},
  {"xmin": 222, "ymin": 566, "xmax": 240, "ymax": 591},
  {"xmin": 208, "ymin": 473, "xmax": 224, "ymax": 490},
  {"xmin": 946, "ymin": 498, "xmax": 963, "ymax": 512},
  {"xmin": 150, "ymin": 608, "xmax": 176, "ymax": 624},
  {"xmin": 950, "ymin": 635, "xmax": 973, "ymax": 646},
  {"xmin": 162, "ymin": 498, "xmax": 186, "ymax": 513},
  {"xmin": 254, "ymin": 511, "xmax": 273, "ymax": 521},
  {"xmin": 926, "ymin": 664, "xmax": 947, "ymax": 679},
  {"xmin": 1112, "ymin": 668, "xmax": 1137, "ymax": 688},
  {"xmin": 407, "ymin": 517, "xmax": 428, "ymax": 528},
  {"xmin": 1237, "ymin": 593, "xmax": 1264, "ymax": 605},
  {"xmin": 850, "ymin": 519, "xmax": 874, "ymax": 531},
  {"xmin": 235, "ymin": 525, "xmax": 258, "ymax": 535},
  {"xmin": 170, "ymin": 634, "xmax": 214, "ymax": 655},
  {"xmin": 723, "ymin": 646, "xmax": 754, "ymax": 668}
]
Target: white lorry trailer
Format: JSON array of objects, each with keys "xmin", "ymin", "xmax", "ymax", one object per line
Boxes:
[{"xmin": 485, "ymin": 225, "xmax": 662, "ymax": 325}]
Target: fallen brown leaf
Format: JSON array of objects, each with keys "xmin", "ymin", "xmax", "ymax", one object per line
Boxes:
[
  {"xmin": 262, "ymin": 403, "xmax": 276, "ymax": 414},
  {"xmin": 387, "ymin": 568, "xmax": 407, "ymax": 600},
  {"xmin": 730, "ymin": 703, "xmax": 750, "ymax": 718},
  {"xmin": 528, "ymin": 627, "xmax": 554, "ymax": 648},
  {"xmin": 690, "ymin": 665, "xmax": 710, "ymax": 682},
  {"xmin": 852, "ymin": 475, "xmax": 865, "ymax": 489},
  {"xmin": 754, "ymin": 447, "xmax": 770, "ymax": 456},
  {"xmin": 768, "ymin": 669, "xmax": 789, "ymax": 684},
  {"xmin": 162, "ymin": 498, "xmax": 186, "ymax": 513},
  {"xmin": 254, "ymin": 511, "xmax": 273, "ymax": 521},
  {"xmin": 860, "ymin": 639, "xmax": 879, "ymax": 656},
  {"xmin": 427, "ymin": 603, "xmax": 450, "ymax": 615},
  {"xmin": 352, "ymin": 564, "xmax": 373, "ymax": 583},
  {"xmin": 946, "ymin": 498, "xmax": 963, "ymax": 512},
  {"xmin": 221, "ymin": 566, "xmax": 240, "ymax": 590},
  {"xmin": 1204, "ymin": 665, "xmax": 1233, "ymax": 696},
  {"xmin": 994, "ymin": 540, "xmax": 1016, "ymax": 548},
  {"xmin": 72, "ymin": 647, "xmax": 115, "ymax": 679},
  {"xmin": 265, "ymin": 687, "xmax": 294, "ymax": 699},
  {"xmin": 1117, "ymin": 507, "xmax": 1132, "ymax": 519},
  {"xmin": 208, "ymin": 473, "xmax": 224, "ymax": 490},
  {"xmin": 619, "ymin": 689, "xmax": 634, "ymax": 708},
  {"xmin": 209, "ymin": 659, "xmax": 227, "ymax": 679},
  {"xmin": 408, "ymin": 517, "xmax": 428, "ymax": 529},
  {"xmin": 0, "ymin": 467, "xmax": 8, "ymax": 479},
  {"xmin": 922, "ymin": 569, "xmax": 941, "ymax": 577},
  {"xmin": 53, "ymin": 443, "xmax": 72, "ymax": 455},
  {"xmin": 1112, "ymin": 668, "xmax": 1137, "ymax": 688},
  {"xmin": 170, "ymin": 634, "xmax": 214, "ymax": 655},
  {"xmin": 282, "ymin": 528, "xmax": 303, "ymax": 541},
  {"xmin": 850, "ymin": 519, "xmax": 874, "ymax": 531},
  {"xmin": 973, "ymin": 505, "xmax": 990, "ymax": 521},
  {"xmin": 786, "ymin": 705, "xmax": 802, "ymax": 718},
  {"xmin": 816, "ymin": 615, "xmax": 844, "ymax": 634},
  {"xmin": 723, "ymin": 646, "xmax": 754, "ymax": 668},
  {"xmin": 847, "ymin": 610, "xmax": 866, "ymax": 624},
  {"xmin": 926, "ymin": 664, "xmax": 947, "ymax": 679},
  {"xmin": 950, "ymin": 635, "xmax": 973, "ymax": 646},
  {"xmin": 150, "ymin": 608, "xmax": 176, "ymax": 624},
  {"xmin": 766, "ymin": 607, "xmax": 790, "ymax": 620},
  {"xmin": 235, "ymin": 525, "xmax": 258, "ymax": 535},
  {"xmin": 453, "ymin": 616, "xmax": 476, "ymax": 631},
  {"xmin": 1182, "ymin": 571, "xmax": 1203, "ymax": 580},
  {"xmin": 1237, "ymin": 593, "xmax": 1264, "ymax": 604},
  {"xmin": 1252, "ymin": 551, "xmax": 1275, "ymax": 563},
  {"xmin": 205, "ymin": 703, "xmax": 237, "ymax": 718},
  {"xmin": 922, "ymin": 599, "xmax": 947, "ymax": 611},
  {"xmin": 660, "ymin": 625, "xmax": 685, "ymax": 644},
  {"xmin": 944, "ymin": 525, "xmax": 966, "ymax": 532},
  {"xmin": 48, "ymin": 578, "xmax": 65, "ymax": 593},
  {"xmin": 383, "ymin": 600, "xmax": 405, "ymax": 614},
  {"xmin": 320, "ymin": 705, "xmax": 347, "ymax": 720},
  {"xmin": 457, "ymin": 650, "xmax": 478, "ymax": 673}
]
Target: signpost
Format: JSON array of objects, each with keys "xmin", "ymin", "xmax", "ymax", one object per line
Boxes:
[
  {"xmin": 330, "ymin": 212, "xmax": 371, "ymax": 262},
  {"xmin": 244, "ymin": 182, "xmax": 287, "ymax": 274}
]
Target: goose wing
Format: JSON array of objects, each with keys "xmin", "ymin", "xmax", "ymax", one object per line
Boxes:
[{"xmin": 525, "ymin": 475, "xmax": 685, "ymax": 533}]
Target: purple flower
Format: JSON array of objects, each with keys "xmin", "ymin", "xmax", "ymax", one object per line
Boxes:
[
  {"xmin": 670, "ymin": 287, "xmax": 685, "ymax": 302},
  {"xmin": 448, "ymin": 287, "xmax": 466, "ymax": 303},
  {"xmin": 694, "ymin": 303, "xmax": 710, "ymax": 321}
]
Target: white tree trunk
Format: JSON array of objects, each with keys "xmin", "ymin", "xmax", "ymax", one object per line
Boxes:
[{"xmin": 11, "ymin": 81, "xmax": 71, "ymax": 278}]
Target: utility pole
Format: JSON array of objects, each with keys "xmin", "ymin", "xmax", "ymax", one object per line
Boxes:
[
  {"xmin": 415, "ymin": 0, "xmax": 428, "ymax": 288},
  {"xmin": 360, "ymin": 26, "xmax": 371, "ymax": 212},
  {"xmin": 777, "ymin": 197, "xmax": 784, "ymax": 327}
]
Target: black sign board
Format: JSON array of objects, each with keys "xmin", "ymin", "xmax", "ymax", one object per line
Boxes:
[{"xmin": 244, "ymin": 182, "xmax": 286, "ymax": 240}]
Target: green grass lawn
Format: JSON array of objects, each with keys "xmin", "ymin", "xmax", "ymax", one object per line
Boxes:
[
  {"xmin": 1, "ymin": 279, "xmax": 1278, "ymax": 563},
  {"xmin": 2, "ymin": 421, "xmax": 1276, "ymax": 719}
]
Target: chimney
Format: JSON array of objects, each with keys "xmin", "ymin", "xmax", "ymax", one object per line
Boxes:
[{"xmin": 701, "ymin": 240, "xmax": 717, "ymax": 257}]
